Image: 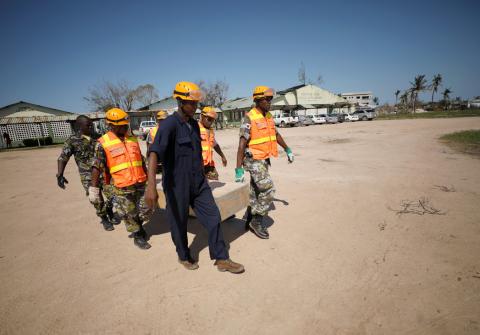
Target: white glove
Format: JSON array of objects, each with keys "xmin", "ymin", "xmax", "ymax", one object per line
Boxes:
[{"xmin": 88, "ymin": 186, "xmax": 101, "ymax": 204}]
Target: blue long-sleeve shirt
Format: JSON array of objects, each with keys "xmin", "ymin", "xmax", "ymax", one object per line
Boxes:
[{"xmin": 149, "ymin": 112, "xmax": 205, "ymax": 190}]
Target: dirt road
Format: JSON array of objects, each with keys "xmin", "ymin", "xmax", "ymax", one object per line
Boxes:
[{"xmin": 1, "ymin": 118, "xmax": 479, "ymax": 334}]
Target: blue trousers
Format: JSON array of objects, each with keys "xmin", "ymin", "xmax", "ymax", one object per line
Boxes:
[{"xmin": 164, "ymin": 178, "xmax": 228, "ymax": 261}]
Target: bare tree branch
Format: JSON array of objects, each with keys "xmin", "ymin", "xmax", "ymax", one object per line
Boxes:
[
  {"xmin": 84, "ymin": 80, "xmax": 159, "ymax": 111},
  {"xmin": 298, "ymin": 62, "xmax": 306, "ymax": 85},
  {"xmin": 196, "ymin": 79, "xmax": 229, "ymax": 107},
  {"xmin": 387, "ymin": 197, "xmax": 446, "ymax": 216}
]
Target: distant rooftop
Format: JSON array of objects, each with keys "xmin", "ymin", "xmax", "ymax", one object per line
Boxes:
[
  {"xmin": 277, "ymin": 84, "xmax": 307, "ymax": 95},
  {"xmin": 341, "ymin": 92, "xmax": 373, "ymax": 96},
  {"xmin": 0, "ymin": 101, "xmax": 76, "ymax": 118},
  {"xmin": 138, "ymin": 96, "xmax": 177, "ymax": 111}
]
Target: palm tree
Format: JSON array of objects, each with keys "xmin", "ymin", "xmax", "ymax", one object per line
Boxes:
[
  {"xmin": 410, "ymin": 74, "xmax": 428, "ymax": 113},
  {"xmin": 373, "ymin": 97, "xmax": 379, "ymax": 105},
  {"xmin": 431, "ymin": 74, "xmax": 442, "ymax": 102},
  {"xmin": 394, "ymin": 90, "xmax": 400, "ymax": 105},
  {"xmin": 399, "ymin": 91, "xmax": 409, "ymax": 112},
  {"xmin": 442, "ymin": 88, "xmax": 452, "ymax": 110}
]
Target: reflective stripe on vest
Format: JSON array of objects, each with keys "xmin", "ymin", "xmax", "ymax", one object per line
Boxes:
[
  {"xmin": 98, "ymin": 131, "xmax": 147, "ymax": 188},
  {"xmin": 246, "ymin": 108, "xmax": 278, "ymax": 160},
  {"xmin": 198, "ymin": 121, "xmax": 215, "ymax": 166}
]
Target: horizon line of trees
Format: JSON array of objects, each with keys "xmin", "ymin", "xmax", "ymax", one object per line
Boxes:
[
  {"xmin": 84, "ymin": 79, "xmax": 230, "ymax": 112},
  {"xmin": 393, "ymin": 74, "xmax": 456, "ymax": 113}
]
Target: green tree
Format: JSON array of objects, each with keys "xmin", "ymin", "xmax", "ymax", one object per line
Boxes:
[
  {"xmin": 399, "ymin": 91, "xmax": 409, "ymax": 112},
  {"xmin": 431, "ymin": 74, "xmax": 442, "ymax": 102},
  {"xmin": 442, "ymin": 88, "xmax": 452, "ymax": 110},
  {"xmin": 373, "ymin": 97, "xmax": 379, "ymax": 105},
  {"xmin": 394, "ymin": 90, "xmax": 401, "ymax": 105},
  {"xmin": 410, "ymin": 75, "xmax": 428, "ymax": 113}
]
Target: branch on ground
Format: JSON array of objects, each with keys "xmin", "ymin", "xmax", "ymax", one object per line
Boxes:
[
  {"xmin": 433, "ymin": 185, "xmax": 456, "ymax": 192},
  {"xmin": 388, "ymin": 197, "xmax": 446, "ymax": 216}
]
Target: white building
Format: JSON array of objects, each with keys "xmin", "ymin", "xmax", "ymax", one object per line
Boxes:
[
  {"xmin": 340, "ymin": 91, "xmax": 373, "ymax": 108},
  {"xmin": 467, "ymin": 98, "xmax": 480, "ymax": 108},
  {"xmin": 221, "ymin": 84, "xmax": 351, "ymax": 124},
  {"xmin": 0, "ymin": 101, "xmax": 77, "ymax": 147}
]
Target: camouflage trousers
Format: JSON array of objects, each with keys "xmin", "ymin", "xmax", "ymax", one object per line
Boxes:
[
  {"xmin": 243, "ymin": 156, "xmax": 275, "ymax": 216},
  {"xmin": 80, "ymin": 175, "xmax": 114, "ymax": 219},
  {"xmin": 111, "ymin": 183, "xmax": 153, "ymax": 233},
  {"xmin": 204, "ymin": 164, "xmax": 219, "ymax": 180}
]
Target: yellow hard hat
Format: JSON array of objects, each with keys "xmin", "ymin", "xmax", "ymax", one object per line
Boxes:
[
  {"xmin": 156, "ymin": 110, "xmax": 168, "ymax": 119},
  {"xmin": 105, "ymin": 108, "xmax": 129, "ymax": 125},
  {"xmin": 201, "ymin": 106, "xmax": 217, "ymax": 120},
  {"xmin": 173, "ymin": 81, "xmax": 204, "ymax": 101},
  {"xmin": 253, "ymin": 86, "xmax": 275, "ymax": 100}
]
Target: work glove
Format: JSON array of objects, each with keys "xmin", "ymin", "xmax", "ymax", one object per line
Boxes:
[
  {"xmin": 88, "ymin": 186, "xmax": 101, "ymax": 204},
  {"xmin": 235, "ymin": 168, "xmax": 245, "ymax": 183},
  {"xmin": 56, "ymin": 174, "xmax": 68, "ymax": 189},
  {"xmin": 286, "ymin": 147, "xmax": 294, "ymax": 163}
]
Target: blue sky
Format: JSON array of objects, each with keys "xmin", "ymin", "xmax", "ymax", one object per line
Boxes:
[{"xmin": 1, "ymin": 0, "xmax": 479, "ymax": 112}]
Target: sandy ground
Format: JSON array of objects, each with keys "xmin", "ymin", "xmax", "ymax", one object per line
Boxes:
[{"xmin": 1, "ymin": 118, "xmax": 479, "ymax": 335}]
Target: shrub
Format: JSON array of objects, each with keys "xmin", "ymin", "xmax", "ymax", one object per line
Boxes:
[{"xmin": 22, "ymin": 136, "xmax": 54, "ymax": 147}]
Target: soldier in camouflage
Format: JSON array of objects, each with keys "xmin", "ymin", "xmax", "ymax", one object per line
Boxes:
[
  {"xmin": 90, "ymin": 108, "xmax": 152, "ymax": 250},
  {"xmin": 91, "ymin": 142, "xmax": 152, "ymax": 235},
  {"xmin": 235, "ymin": 86, "xmax": 294, "ymax": 239},
  {"xmin": 57, "ymin": 115, "xmax": 117, "ymax": 231}
]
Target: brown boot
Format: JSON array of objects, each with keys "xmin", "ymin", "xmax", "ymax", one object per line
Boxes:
[
  {"xmin": 178, "ymin": 257, "xmax": 199, "ymax": 270},
  {"xmin": 214, "ymin": 259, "xmax": 245, "ymax": 274}
]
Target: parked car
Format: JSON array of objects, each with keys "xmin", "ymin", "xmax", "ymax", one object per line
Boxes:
[
  {"xmin": 310, "ymin": 114, "xmax": 326, "ymax": 124},
  {"xmin": 330, "ymin": 113, "xmax": 345, "ymax": 123},
  {"xmin": 297, "ymin": 115, "xmax": 314, "ymax": 126},
  {"xmin": 139, "ymin": 120, "xmax": 157, "ymax": 139},
  {"xmin": 353, "ymin": 109, "xmax": 376, "ymax": 121},
  {"xmin": 320, "ymin": 113, "xmax": 338, "ymax": 124},
  {"xmin": 344, "ymin": 113, "xmax": 359, "ymax": 122},
  {"xmin": 273, "ymin": 110, "xmax": 299, "ymax": 127}
]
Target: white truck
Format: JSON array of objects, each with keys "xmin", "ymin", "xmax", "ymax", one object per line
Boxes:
[{"xmin": 271, "ymin": 110, "xmax": 299, "ymax": 127}]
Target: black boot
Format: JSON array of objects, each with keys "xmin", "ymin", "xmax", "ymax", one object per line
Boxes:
[
  {"xmin": 101, "ymin": 216, "xmax": 114, "ymax": 231},
  {"xmin": 249, "ymin": 214, "xmax": 269, "ymax": 239},
  {"xmin": 106, "ymin": 206, "xmax": 120, "ymax": 225},
  {"xmin": 244, "ymin": 206, "xmax": 252, "ymax": 231},
  {"xmin": 133, "ymin": 227, "xmax": 151, "ymax": 249}
]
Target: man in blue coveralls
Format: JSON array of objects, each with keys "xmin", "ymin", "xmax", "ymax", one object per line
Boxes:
[{"xmin": 144, "ymin": 81, "xmax": 245, "ymax": 274}]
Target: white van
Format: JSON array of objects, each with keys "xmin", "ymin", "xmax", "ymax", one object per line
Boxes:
[
  {"xmin": 272, "ymin": 110, "xmax": 299, "ymax": 127},
  {"xmin": 139, "ymin": 120, "xmax": 157, "ymax": 139}
]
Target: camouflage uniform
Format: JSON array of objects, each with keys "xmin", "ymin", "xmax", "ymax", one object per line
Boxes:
[
  {"xmin": 58, "ymin": 133, "xmax": 114, "ymax": 218},
  {"xmin": 92, "ymin": 142, "xmax": 152, "ymax": 233},
  {"xmin": 146, "ymin": 126, "xmax": 163, "ymax": 174},
  {"xmin": 202, "ymin": 128, "xmax": 219, "ymax": 180},
  {"xmin": 204, "ymin": 165, "xmax": 219, "ymax": 180},
  {"xmin": 239, "ymin": 115, "xmax": 276, "ymax": 216}
]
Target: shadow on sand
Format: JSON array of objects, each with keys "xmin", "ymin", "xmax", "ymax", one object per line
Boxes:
[{"xmin": 144, "ymin": 208, "xmax": 258, "ymax": 261}]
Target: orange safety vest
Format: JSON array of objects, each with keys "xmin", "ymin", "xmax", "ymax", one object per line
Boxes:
[
  {"xmin": 198, "ymin": 121, "xmax": 215, "ymax": 166},
  {"xmin": 148, "ymin": 125, "xmax": 159, "ymax": 143},
  {"xmin": 247, "ymin": 108, "xmax": 278, "ymax": 160},
  {"xmin": 98, "ymin": 131, "xmax": 147, "ymax": 188}
]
